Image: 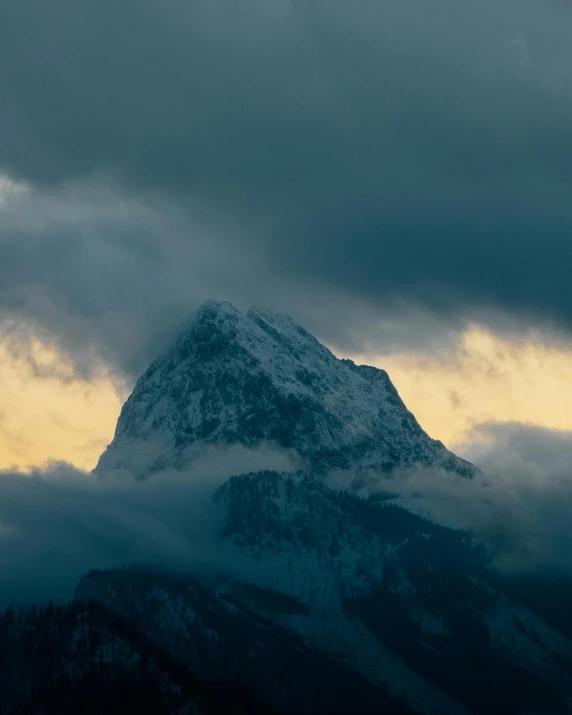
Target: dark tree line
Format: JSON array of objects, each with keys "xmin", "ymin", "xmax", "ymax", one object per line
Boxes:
[{"xmin": 0, "ymin": 600, "xmax": 273, "ymax": 715}]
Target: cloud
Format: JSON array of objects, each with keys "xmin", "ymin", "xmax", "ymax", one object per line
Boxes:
[
  {"xmin": 0, "ymin": 176, "xmax": 394, "ymax": 377},
  {"xmin": 2, "ymin": 418, "xmax": 572, "ymax": 611},
  {"xmin": 375, "ymin": 423, "xmax": 572, "ymax": 574},
  {"xmin": 0, "ymin": 444, "xmax": 294, "ymax": 607},
  {"xmin": 2, "ymin": 0, "xmax": 572, "ymax": 355},
  {"xmin": 0, "ymin": 178, "xmax": 248, "ymax": 376},
  {"xmin": 1, "ymin": 419, "xmax": 570, "ymax": 609}
]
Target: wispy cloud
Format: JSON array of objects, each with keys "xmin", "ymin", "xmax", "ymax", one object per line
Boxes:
[
  {"xmin": 377, "ymin": 423, "xmax": 572, "ymax": 574},
  {"xmin": 0, "ymin": 445, "xmax": 295, "ymax": 606}
]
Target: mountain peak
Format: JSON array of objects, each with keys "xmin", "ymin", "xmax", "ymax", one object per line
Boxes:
[
  {"xmin": 96, "ymin": 301, "xmax": 476, "ymax": 478},
  {"xmin": 188, "ymin": 300, "xmax": 334, "ymax": 365}
]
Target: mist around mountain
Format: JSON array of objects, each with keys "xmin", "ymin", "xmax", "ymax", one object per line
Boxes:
[{"xmin": 2, "ymin": 301, "xmax": 572, "ymax": 714}]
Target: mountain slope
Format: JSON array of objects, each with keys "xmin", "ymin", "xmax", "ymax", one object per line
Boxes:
[
  {"xmin": 96, "ymin": 300, "xmax": 475, "ymax": 477},
  {"xmin": 78, "ymin": 472, "xmax": 572, "ymax": 715},
  {"xmin": 76, "ymin": 567, "xmax": 418, "ymax": 715}
]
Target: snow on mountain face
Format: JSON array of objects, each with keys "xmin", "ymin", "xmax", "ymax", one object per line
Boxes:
[{"xmin": 96, "ymin": 300, "xmax": 476, "ymax": 478}]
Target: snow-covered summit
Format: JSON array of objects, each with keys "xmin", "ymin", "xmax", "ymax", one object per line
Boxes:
[{"xmin": 96, "ymin": 300, "xmax": 476, "ymax": 477}]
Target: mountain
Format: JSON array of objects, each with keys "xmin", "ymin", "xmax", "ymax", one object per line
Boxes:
[
  {"xmin": 86, "ymin": 301, "xmax": 572, "ymax": 714},
  {"xmin": 96, "ymin": 300, "xmax": 476, "ymax": 478},
  {"xmin": 75, "ymin": 566, "xmax": 417, "ymax": 715},
  {"xmin": 5, "ymin": 300, "xmax": 571, "ymax": 715}
]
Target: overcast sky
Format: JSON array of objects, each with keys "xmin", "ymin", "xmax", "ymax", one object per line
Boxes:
[
  {"xmin": 2, "ymin": 1, "xmax": 572, "ymax": 609},
  {"xmin": 1, "ymin": 0, "xmax": 572, "ymax": 469}
]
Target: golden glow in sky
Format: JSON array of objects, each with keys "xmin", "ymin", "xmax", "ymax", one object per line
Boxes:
[
  {"xmin": 0, "ymin": 336, "xmax": 125, "ymax": 471},
  {"xmin": 350, "ymin": 326, "xmax": 572, "ymax": 447},
  {"xmin": 1, "ymin": 325, "xmax": 572, "ymax": 471}
]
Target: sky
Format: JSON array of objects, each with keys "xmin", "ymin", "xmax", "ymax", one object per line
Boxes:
[{"xmin": 1, "ymin": 0, "xmax": 572, "ymax": 471}]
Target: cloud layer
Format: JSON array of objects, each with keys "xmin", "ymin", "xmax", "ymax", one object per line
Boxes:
[
  {"xmin": 382, "ymin": 423, "xmax": 572, "ymax": 574},
  {"xmin": 0, "ymin": 178, "xmax": 379, "ymax": 377},
  {"xmin": 1, "ymin": 425, "xmax": 572, "ymax": 607},
  {"xmin": 0, "ymin": 445, "xmax": 294, "ymax": 606},
  {"xmin": 2, "ymin": 0, "xmax": 572, "ymax": 374}
]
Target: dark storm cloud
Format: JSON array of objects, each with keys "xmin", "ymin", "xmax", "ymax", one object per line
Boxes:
[
  {"xmin": 0, "ymin": 180, "xmax": 254, "ymax": 376},
  {"xmin": 2, "ymin": 0, "xmax": 572, "ymax": 365},
  {"xmin": 0, "ymin": 179, "xmax": 383, "ymax": 376}
]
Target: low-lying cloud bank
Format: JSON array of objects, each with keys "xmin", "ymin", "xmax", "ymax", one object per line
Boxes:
[
  {"xmin": 0, "ymin": 445, "xmax": 293, "ymax": 607},
  {"xmin": 1, "ymin": 425, "xmax": 571, "ymax": 607},
  {"xmin": 376, "ymin": 423, "xmax": 572, "ymax": 574}
]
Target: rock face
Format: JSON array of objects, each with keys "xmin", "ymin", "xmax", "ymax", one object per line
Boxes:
[{"xmin": 97, "ymin": 300, "xmax": 476, "ymax": 477}]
